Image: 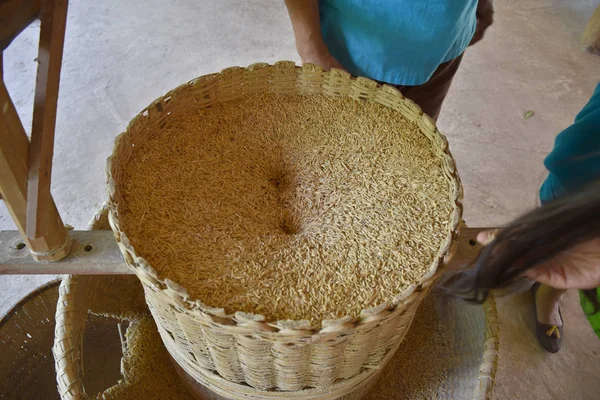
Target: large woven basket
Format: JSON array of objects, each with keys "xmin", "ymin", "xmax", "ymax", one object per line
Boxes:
[
  {"xmin": 52, "ymin": 209, "xmax": 499, "ymax": 400},
  {"xmin": 52, "ymin": 210, "xmax": 499, "ymax": 400},
  {"xmin": 106, "ymin": 61, "xmax": 463, "ymax": 396}
]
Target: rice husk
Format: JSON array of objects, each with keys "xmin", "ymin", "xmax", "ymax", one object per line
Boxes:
[
  {"xmin": 98, "ymin": 316, "xmax": 194, "ymax": 400},
  {"xmin": 77, "ymin": 276, "xmax": 191, "ymax": 399},
  {"xmin": 117, "ymin": 93, "xmax": 453, "ymax": 322},
  {"xmin": 367, "ymin": 294, "xmax": 454, "ymax": 399}
]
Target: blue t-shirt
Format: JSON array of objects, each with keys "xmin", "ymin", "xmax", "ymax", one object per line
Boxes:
[
  {"xmin": 539, "ymin": 82, "xmax": 600, "ymax": 203},
  {"xmin": 319, "ymin": 0, "xmax": 478, "ymax": 85}
]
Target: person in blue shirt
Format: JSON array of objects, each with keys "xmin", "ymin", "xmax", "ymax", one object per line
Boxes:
[
  {"xmin": 445, "ymin": 83, "xmax": 600, "ymax": 352},
  {"xmin": 284, "ymin": 0, "xmax": 494, "ymax": 120},
  {"xmin": 284, "ymin": 0, "xmax": 600, "ymax": 353}
]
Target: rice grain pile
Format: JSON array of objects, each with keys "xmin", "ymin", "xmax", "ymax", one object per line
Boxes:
[
  {"xmin": 84, "ymin": 277, "xmax": 193, "ymax": 400},
  {"xmin": 118, "ymin": 93, "xmax": 453, "ymax": 322},
  {"xmin": 99, "ymin": 316, "xmax": 194, "ymax": 400},
  {"xmin": 366, "ymin": 294, "xmax": 455, "ymax": 400}
]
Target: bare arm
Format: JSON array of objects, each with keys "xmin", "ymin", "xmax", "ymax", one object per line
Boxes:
[
  {"xmin": 469, "ymin": 0, "xmax": 494, "ymax": 46},
  {"xmin": 284, "ymin": 0, "xmax": 344, "ymax": 70}
]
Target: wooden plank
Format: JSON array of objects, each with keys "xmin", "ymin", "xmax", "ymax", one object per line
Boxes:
[
  {"xmin": 0, "ymin": 0, "xmax": 41, "ymax": 51},
  {"xmin": 0, "ymin": 230, "xmax": 130, "ymax": 274},
  {"xmin": 581, "ymin": 4, "xmax": 600, "ymax": 55},
  {"xmin": 26, "ymin": 0, "xmax": 69, "ymax": 240},
  {"xmin": 450, "ymin": 224, "xmax": 485, "ymax": 270},
  {"xmin": 0, "ymin": 227, "xmax": 491, "ymax": 275}
]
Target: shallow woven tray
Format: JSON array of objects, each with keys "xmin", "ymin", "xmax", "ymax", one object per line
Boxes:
[
  {"xmin": 106, "ymin": 61, "xmax": 463, "ymax": 393},
  {"xmin": 0, "ymin": 280, "xmax": 61, "ymax": 399},
  {"xmin": 1, "ymin": 278, "xmax": 128, "ymax": 399}
]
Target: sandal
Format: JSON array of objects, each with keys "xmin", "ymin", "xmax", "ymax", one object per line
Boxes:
[{"xmin": 532, "ymin": 283, "xmax": 563, "ymax": 353}]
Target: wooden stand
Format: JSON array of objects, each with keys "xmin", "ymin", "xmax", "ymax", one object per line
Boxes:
[
  {"xmin": 0, "ymin": 0, "xmax": 70, "ymax": 262},
  {"xmin": 581, "ymin": 5, "xmax": 600, "ymax": 55}
]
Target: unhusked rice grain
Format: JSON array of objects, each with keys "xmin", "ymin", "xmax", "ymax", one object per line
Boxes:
[{"xmin": 118, "ymin": 93, "xmax": 453, "ymax": 323}]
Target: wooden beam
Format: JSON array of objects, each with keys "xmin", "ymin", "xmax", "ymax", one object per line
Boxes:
[
  {"xmin": 0, "ymin": 80, "xmax": 70, "ymax": 260},
  {"xmin": 0, "ymin": 81, "xmax": 31, "ymax": 230},
  {"xmin": 26, "ymin": 0, "xmax": 69, "ymax": 242},
  {"xmin": 449, "ymin": 225, "xmax": 485, "ymax": 270},
  {"xmin": 581, "ymin": 5, "xmax": 600, "ymax": 55},
  {"xmin": 0, "ymin": 0, "xmax": 41, "ymax": 51},
  {"xmin": 0, "ymin": 227, "xmax": 492, "ymax": 275},
  {"xmin": 0, "ymin": 230, "xmax": 130, "ymax": 274}
]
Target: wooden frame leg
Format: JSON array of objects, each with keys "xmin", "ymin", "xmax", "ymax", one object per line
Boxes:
[
  {"xmin": 0, "ymin": 0, "xmax": 71, "ymax": 262},
  {"xmin": 581, "ymin": 5, "xmax": 600, "ymax": 55},
  {"xmin": 0, "ymin": 80, "xmax": 70, "ymax": 261},
  {"xmin": 27, "ymin": 0, "xmax": 69, "ymax": 240}
]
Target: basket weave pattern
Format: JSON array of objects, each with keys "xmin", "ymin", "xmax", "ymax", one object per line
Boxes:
[
  {"xmin": 1, "ymin": 280, "xmax": 60, "ymax": 399},
  {"xmin": 107, "ymin": 62, "xmax": 463, "ymax": 393}
]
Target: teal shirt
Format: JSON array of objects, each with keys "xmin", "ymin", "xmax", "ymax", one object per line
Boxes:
[
  {"xmin": 538, "ymin": 83, "xmax": 600, "ymax": 339},
  {"xmin": 319, "ymin": 0, "xmax": 478, "ymax": 85},
  {"xmin": 539, "ymin": 83, "xmax": 600, "ymax": 204}
]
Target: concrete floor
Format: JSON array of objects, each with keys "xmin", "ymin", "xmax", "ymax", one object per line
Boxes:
[{"xmin": 1, "ymin": 0, "xmax": 600, "ymax": 398}]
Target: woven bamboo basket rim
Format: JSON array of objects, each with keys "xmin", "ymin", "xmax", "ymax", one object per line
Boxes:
[
  {"xmin": 106, "ymin": 61, "xmax": 464, "ymax": 333},
  {"xmin": 476, "ymin": 294, "xmax": 500, "ymax": 400},
  {"xmin": 54, "ymin": 204, "xmax": 161, "ymax": 399},
  {"xmin": 54, "ymin": 274, "xmax": 166, "ymax": 400}
]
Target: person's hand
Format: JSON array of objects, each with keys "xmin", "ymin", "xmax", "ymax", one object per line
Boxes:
[
  {"xmin": 477, "ymin": 230, "xmax": 600, "ymax": 290},
  {"xmin": 301, "ymin": 51, "xmax": 346, "ymax": 71},
  {"xmin": 524, "ymin": 238, "xmax": 600, "ymax": 290},
  {"xmin": 284, "ymin": 0, "xmax": 347, "ymax": 71}
]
